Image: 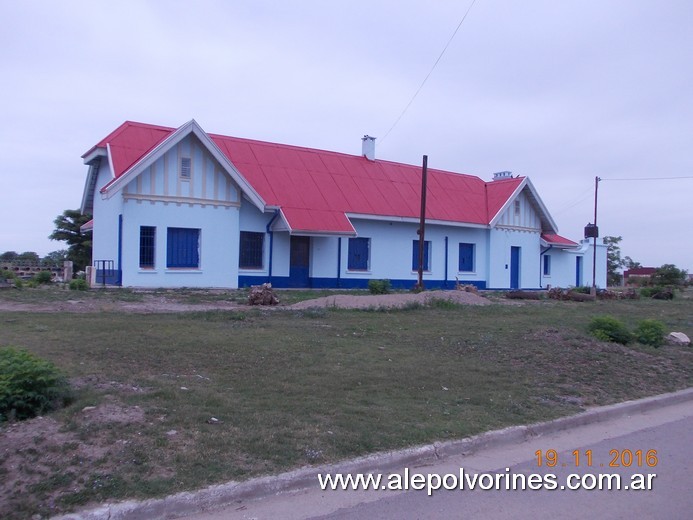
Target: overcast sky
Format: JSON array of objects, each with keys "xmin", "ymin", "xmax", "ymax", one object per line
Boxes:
[{"xmin": 1, "ymin": 0, "xmax": 691, "ymax": 272}]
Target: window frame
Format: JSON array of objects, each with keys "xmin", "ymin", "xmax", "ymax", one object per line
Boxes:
[
  {"xmin": 347, "ymin": 237, "xmax": 370, "ymax": 271},
  {"xmin": 239, "ymin": 231, "xmax": 265, "ymax": 270},
  {"xmin": 166, "ymin": 227, "xmax": 200, "ymax": 269},
  {"xmin": 180, "ymin": 156, "xmax": 192, "ymax": 181},
  {"xmin": 412, "ymin": 239, "xmax": 431, "ymax": 272},
  {"xmin": 139, "ymin": 226, "xmax": 156, "ymax": 269},
  {"xmin": 543, "ymin": 254, "xmax": 551, "ymax": 276},
  {"xmin": 458, "ymin": 242, "xmax": 475, "ymax": 273}
]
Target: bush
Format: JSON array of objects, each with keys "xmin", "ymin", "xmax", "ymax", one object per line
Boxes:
[
  {"xmin": 0, "ymin": 347, "xmax": 72, "ymax": 422},
  {"xmin": 640, "ymin": 286, "xmax": 674, "ymax": 300},
  {"xmin": 368, "ymin": 279, "xmax": 391, "ymax": 295},
  {"xmin": 33, "ymin": 270, "xmax": 53, "ymax": 285},
  {"xmin": 587, "ymin": 316, "xmax": 632, "ymax": 345},
  {"xmin": 634, "ymin": 319, "xmax": 666, "ymax": 348},
  {"xmin": 69, "ymin": 278, "xmax": 88, "ymax": 291}
]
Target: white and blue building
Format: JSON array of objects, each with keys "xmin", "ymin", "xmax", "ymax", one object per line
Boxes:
[{"xmin": 80, "ymin": 120, "xmax": 606, "ymax": 290}]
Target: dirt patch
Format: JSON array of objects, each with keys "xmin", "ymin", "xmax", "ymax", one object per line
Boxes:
[
  {"xmin": 0, "ymin": 400, "xmax": 146, "ymax": 519},
  {"xmin": 290, "ymin": 289, "xmax": 491, "ymax": 309},
  {"xmin": 0, "ymin": 289, "xmax": 494, "ymax": 313},
  {"xmin": 0, "ymin": 295, "xmax": 244, "ymax": 314}
]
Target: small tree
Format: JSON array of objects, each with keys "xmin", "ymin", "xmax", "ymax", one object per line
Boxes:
[
  {"xmin": 651, "ymin": 264, "xmax": 687, "ymax": 287},
  {"xmin": 0, "ymin": 251, "xmax": 18, "ymax": 262},
  {"xmin": 603, "ymin": 236, "xmax": 625, "ymax": 286},
  {"xmin": 49, "ymin": 210, "xmax": 92, "ymax": 272},
  {"xmin": 17, "ymin": 252, "xmax": 40, "ymax": 263},
  {"xmin": 42, "ymin": 250, "xmax": 69, "ymax": 266},
  {"xmin": 623, "ymin": 256, "xmax": 641, "ymax": 269}
]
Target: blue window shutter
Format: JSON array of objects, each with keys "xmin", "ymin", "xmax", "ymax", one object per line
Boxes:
[
  {"xmin": 348, "ymin": 238, "xmax": 369, "ymax": 270},
  {"xmin": 412, "ymin": 240, "xmax": 430, "ymax": 271},
  {"xmin": 167, "ymin": 228, "xmax": 200, "ymax": 268},
  {"xmin": 543, "ymin": 255, "xmax": 551, "ymax": 275},
  {"xmin": 459, "ymin": 243, "xmax": 474, "ymax": 272}
]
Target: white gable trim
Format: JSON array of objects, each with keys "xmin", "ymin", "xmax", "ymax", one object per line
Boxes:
[
  {"xmin": 489, "ymin": 177, "xmax": 558, "ymax": 233},
  {"xmin": 100, "ymin": 120, "xmax": 266, "ymax": 210}
]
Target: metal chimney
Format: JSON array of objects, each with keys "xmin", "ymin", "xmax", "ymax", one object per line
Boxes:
[
  {"xmin": 361, "ymin": 135, "xmax": 376, "ymax": 161},
  {"xmin": 492, "ymin": 171, "xmax": 513, "ymax": 181}
]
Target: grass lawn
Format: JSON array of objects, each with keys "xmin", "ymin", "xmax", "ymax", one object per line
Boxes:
[{"xmin": 0, "ymin": 288, "xmax": 691, "ymax": 518}]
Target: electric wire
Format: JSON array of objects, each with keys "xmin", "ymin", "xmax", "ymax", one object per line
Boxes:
[
  {"xmin": 601, "ymin": 176, "xmax": 693, "ymax": 181},
  {"xmin": 552, "ymin": 185, "xmax": 594, "ymax": 216},
  {"xmin": 379, "ymin": 0, "xmax": 478, "ymax": 144}
]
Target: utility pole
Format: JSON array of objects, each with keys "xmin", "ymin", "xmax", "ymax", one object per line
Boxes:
[
  {"xmin": 416, "ymin": 155, "xmax": 428, "ymax": 290},
  {"xmin": 591, "ymin": 176, "xmax": 601, "ymax": 294}
]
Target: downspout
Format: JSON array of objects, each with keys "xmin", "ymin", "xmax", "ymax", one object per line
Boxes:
[
  {"xmin": 117, "ymin": 214, "xmax": 123, "ymax": 286},
  {"xmin": 266, "ymin": 210, "xmax": 279, "ymax": 284},
  {"xmin": 540, "ymin": 244, "xmax": 552, "ymax": 288},
  {"xmin": 444, "ymin": 236, "xmax": 449, "ymax": 289},
  {"xmin": 337, "ymin": 238, "xmax": 342, "ymax": 288}
]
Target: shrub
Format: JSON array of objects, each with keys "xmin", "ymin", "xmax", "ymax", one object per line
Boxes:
[
  {"xmin": 634, "ymin": 319, "xmax": 666, "ymax": 348},
  {"xmin": 69, "ymin": 278, "xmax": 88, "ymax": 291},
  {"xmin": 640, "ymin": 286, "xmax": 674, "ymax": 300},
  {"xmin": 0, "ymin": 347, "xmax": 72, "ymax": 422},
  {"xmin": 33, "ymin": 270, "xmax": 53, "ymax": 285},
  {"xmin": 572, "ymin": 286, "xmax": 592, "ymax": 294},
  {"xmin": 368, "ymin": 279, "xmax": 391, "ymax": 295},
  {"xmin": 587, "ymin": 316, "xmax": 631, "ymax": 345}
]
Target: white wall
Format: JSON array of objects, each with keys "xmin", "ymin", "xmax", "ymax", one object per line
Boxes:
[
  {"xmin": 539, "ymin": 239, "xmax": 607, "ymax": 289},
  {"xmin": 338, "ymin": 219, "xmax": 488, "ymax": 285},
  {"xmin": 91, "ymin": 161, "xmax": 122, "ymax": 267},
  {"xmin": 488, "ymin": 228, "xmax": 542, "ymax": 289},
  {"xmin": 120, "ymin": 200, "xmax": 240, "ymax": 288}
]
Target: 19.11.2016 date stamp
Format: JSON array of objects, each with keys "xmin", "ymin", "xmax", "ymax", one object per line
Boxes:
[{"xmin": 535, "ymin": 449, "xmax": 658, "ymax": 468}]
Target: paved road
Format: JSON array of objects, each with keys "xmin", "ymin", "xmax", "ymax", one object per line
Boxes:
[{"xmin": 186, "ymin": 399, "xmax": 693, "ymax": 520}]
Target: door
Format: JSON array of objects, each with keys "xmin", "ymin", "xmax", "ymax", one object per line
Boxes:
[
  {"xmin": 510, "ymin": 246, "xmax": 520, "ymax": 289},
  {"xmin": 576, "ymin": 256, "xmax": 583, "ymax": 287},
  {"xmin": 289, "ymin": 236, "xmax": 310, "ymax": 288}
]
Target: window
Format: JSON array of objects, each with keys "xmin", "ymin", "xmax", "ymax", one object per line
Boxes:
[
  {"xmin": 348, "ymin": 237, "xmax": 370, "ymax": 271},
  {"xmin": 514, "ymin": 199, "xmax": 521, "ymax": 217},
  {"xmin": 180, "ymin": 157, "xmax": 191, "ymax": 180},
  {"xmin": 543, "ymin": 254, "xmax": 551, "ymax": 276},
  {"xmin": 167, "ymin": 227, "xmax": 200, "ymax": 268},
  {"xmin": 459, "ymin": 243, "xmax": 475, "ymax": 272},
  {"xmin": 412, "ymin": 240, "xmax": 431, "ymax": 271},
  {"xmin": 139, "ymin": 226, "xmax": 156, "ymax": 268},
  {"xmin": 239, "ymin": 231, "xmax": 264, "ymax": 269}
]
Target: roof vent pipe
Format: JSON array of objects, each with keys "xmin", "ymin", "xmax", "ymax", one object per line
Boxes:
[
  {"xmin": 492, "ymin": 171, "xmax": 513, "ymax": 181},
  {"xmin": 362, "ymin": 135, "xmax": 376, "ymax": 161}
]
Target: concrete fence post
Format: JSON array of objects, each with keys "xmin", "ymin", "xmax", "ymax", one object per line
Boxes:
[{"xmin": 63, "ymin": 261, "xmax": 73, "ymax": 283}]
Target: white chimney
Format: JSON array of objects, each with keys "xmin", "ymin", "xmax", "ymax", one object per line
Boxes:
[
  {"xmin": 492, "ymin": 171, "xmax": 513, "ymax": 181},
  {"xmin": 361, "ymin": 135, "xmax": 376, "ymax": 161}
]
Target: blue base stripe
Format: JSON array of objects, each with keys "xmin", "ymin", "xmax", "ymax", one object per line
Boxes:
[{"xmin": 238, "ymin": 275, "xmax": 486, "ymax": 290}]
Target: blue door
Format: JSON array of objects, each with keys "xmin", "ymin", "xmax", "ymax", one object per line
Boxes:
[
  {"xmin": 289, "ymin": 236, "xmax": 310, "ymax": 287},
  {"xmin": 510, "ymin": 246, "xmax": 520, "ymax": 289},
  {"xmin": 576, "ymin": 256, "xmax": 583, "ymax": 286}
]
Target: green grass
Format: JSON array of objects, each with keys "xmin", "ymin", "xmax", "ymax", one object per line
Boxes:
[{"xmin": 0, "ymin": 291, "xmax": 691, "ymax": 517}]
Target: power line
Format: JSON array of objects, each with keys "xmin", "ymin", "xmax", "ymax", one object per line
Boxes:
[
  {"xmin": 379, "ymin": 0, "xmax": 478, "ymax": 144},
  {"xmin": 601, "ymin": 176, "xmax": 693, "ymax": 181},
  {"xmin": 553, "ymin": 185, "xmax": 594, "ymax": 216}
]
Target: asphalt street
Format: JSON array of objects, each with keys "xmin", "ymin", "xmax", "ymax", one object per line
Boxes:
[{"xmin": 188, "ymin": 399, "xmax": 693, "ymax": 520}]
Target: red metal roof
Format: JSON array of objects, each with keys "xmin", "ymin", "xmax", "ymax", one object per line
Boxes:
[
  {"xmin": 541, "ymin": 232, "xmax": 578, "ymax": 246},
  {"xmin": 88, "ymin": 121, "xmax": 529, "ymax": 234}
]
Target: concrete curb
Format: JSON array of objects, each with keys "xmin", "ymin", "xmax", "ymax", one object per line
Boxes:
[{"xmin": 54, "ymin": 387, "xmax": 693, "ymax": 520}]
